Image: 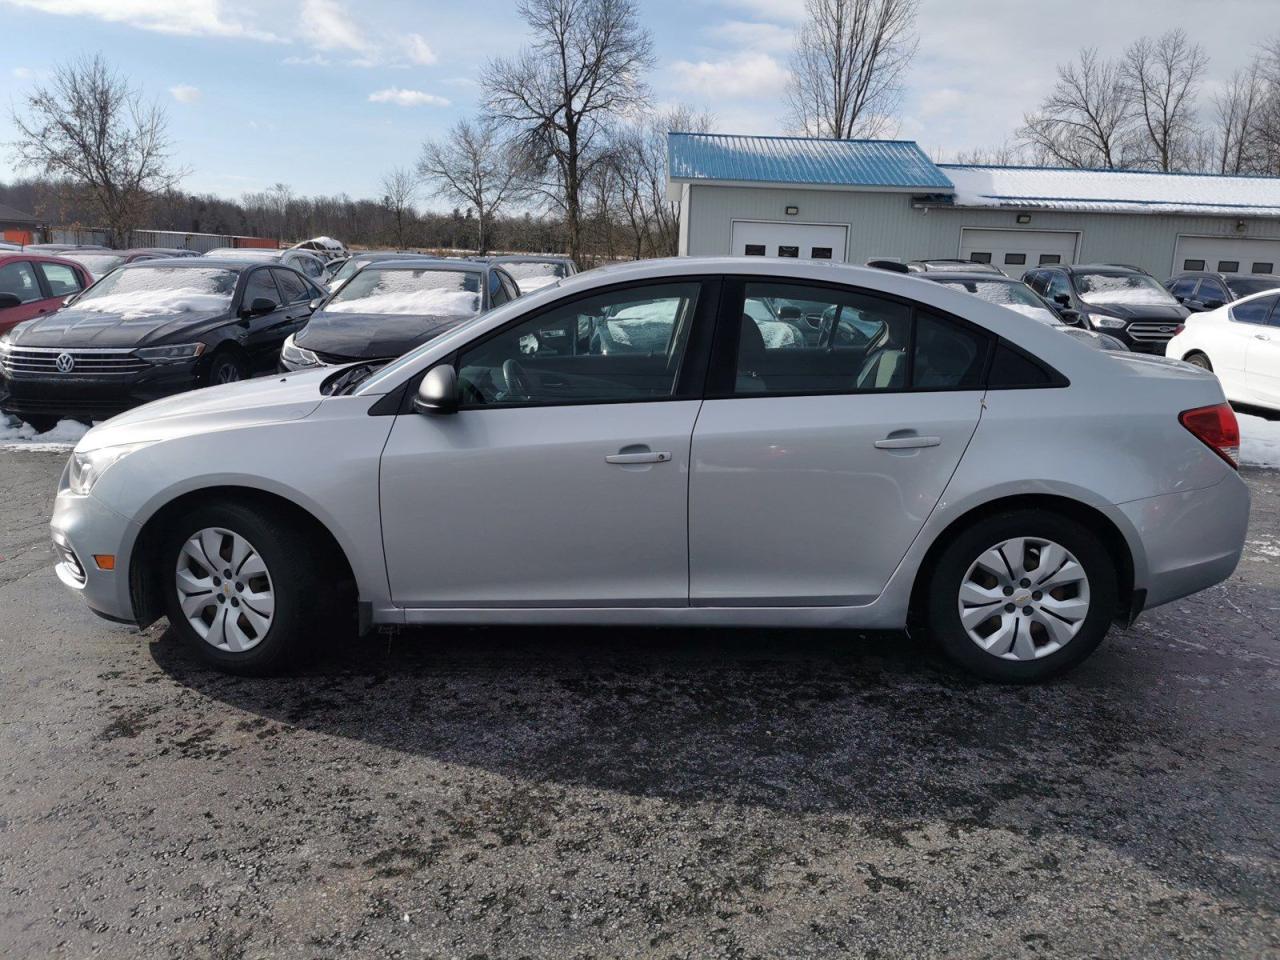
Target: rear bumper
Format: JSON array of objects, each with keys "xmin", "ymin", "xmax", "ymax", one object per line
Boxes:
[
  {"xmin": 1121, "ymin": 472, "xmax": 1251, "ymax": 611},
  {"xmin": 50, "ymin": 487, "xmax": 139, "ymax": 625}
]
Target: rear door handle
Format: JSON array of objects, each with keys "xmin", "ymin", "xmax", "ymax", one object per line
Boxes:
[
  {"xmin": 606, "ymin": 451, "xmax": 671, "ymax": 464},
  {"xmin": 1255, "ymin": 333, "xmax": 1271, "ymax": 341},
  {"xmin": 875, "ymin": 436, "xmax": 942, "ymax": 450}
]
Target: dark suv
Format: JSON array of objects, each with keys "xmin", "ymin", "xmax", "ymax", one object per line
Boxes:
[
  {"xmin": 1164, "ymin": 271, "xmax": 1280, "ymax": 312},
  {"xmin": 1022, "ymin": 264, "xmax": 1189, "ymax": 354},
  {"xmin": 0, "ymin": 257, "xmax": 323, "ymax": 428}
]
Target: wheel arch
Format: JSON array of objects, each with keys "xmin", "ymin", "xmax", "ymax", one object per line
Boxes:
[
  {"xmin": 129, "ymin": 485, "xmax": 358, "ymax": 629},
  {"xmin": 908, "ymin": 493, "xmax": 1137, "ymax": 626}
]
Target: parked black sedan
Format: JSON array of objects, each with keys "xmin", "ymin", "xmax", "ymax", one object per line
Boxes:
[
  {"xmin": 279, "ymin": 259, "xmax": 517, "ymax": 370},
  {"xmin": 1165, "ymin": 270, "xmax": 1280, "ymax": 311},
  {"xmin": 0, "ymin": 257, "xmax": 323, "ymax": 429}
]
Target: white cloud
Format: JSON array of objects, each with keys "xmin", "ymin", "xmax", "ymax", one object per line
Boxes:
[
  {"xmin": 11, "ymin": 66, "xmax": 34, "ymax": 79},
  {"xmin": 283, "ymin": 53, "xmax": 332, "ymax": 66},
  {"xmin": 403, "ymin": 33, "xmax": 437, "ymax": 66},
  {"xmin": 709, "ymin": 19, "xmax": 794, "ymax": 53},
  {"xmin": 670, "ymin": 53, "xmax": 790, "ymax": 100},
  {"xmin": 0, "ymin": 0, "xmax": 282, "ymax": 41},
  {"xmin": 169, "ymin": 84, "xmax": 201, "ymax": 103},
  {"xmin": 368, "ymin": 88, "xmax": 450, "ymax": 107},
  {"xmin": 300, "ymin": 0, "xmax": 372, "ymax": 53},
  {"xmin": 722, "ymin": 0, "xmax": 806, "ymax": 21}
]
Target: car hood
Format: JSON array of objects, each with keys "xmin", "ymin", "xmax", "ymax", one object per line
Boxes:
[
  {"xmin": 76, "ymin": 367, "xmax": 331, "ymax": 453},
  {"xmin": 10, "ymin": 303, "xmax": 232, "ymax": 348},
  {"xmin": 296, "ymin": 309, "xmax": 474, "ymax": 360},
  {"xmin": 1080, "ymin": 300, "xmax": 1189, "ymax": 321}
]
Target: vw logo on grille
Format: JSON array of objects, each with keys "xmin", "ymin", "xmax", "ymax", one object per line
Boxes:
[{"xmin": 55, "ymin": 352, "xmax": 75, "ymax": 373}]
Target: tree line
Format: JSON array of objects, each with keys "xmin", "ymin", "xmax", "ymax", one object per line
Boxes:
[{"xmin": 5, "ymin": 1, "xmax": 1280, "ymax": 262}]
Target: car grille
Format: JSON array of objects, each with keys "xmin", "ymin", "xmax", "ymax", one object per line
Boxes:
[
  {"xmin": 1125, "ymin": 321, "xmax": 1182, "ymax": 344},
  {"xmin": 1, "ymin": 346, "xmax": 150, "ymax": 377}
]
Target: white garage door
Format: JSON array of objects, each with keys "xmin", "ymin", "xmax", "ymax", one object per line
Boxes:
[
  {"xmin": 1173, "ymin": 236, "xmax": 1280, "ymax": 276},
  {"xmin": 959, "ymin": 228, "xmax": 1080, "ymax": 278},
  {"xmin": 730, "ymin": 221, "xmax": 849, "ymax": 262}
]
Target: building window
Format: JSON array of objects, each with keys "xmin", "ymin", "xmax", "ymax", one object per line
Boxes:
[
  {"xmin": 1004, "ymin": 253, "xmax": 1027, "ymax": 266},
  {"xmin": 778, "ymin": 245, "xmax": 799, "ymax": 258},
  {"xmin": 810, "ymin": 247, "xmax": 832, "ymax": 259},
  {"xmin": 1038, "ymin": 254, "xmax": 1061, "ymax": 265},
  {"xmin": 743, "ymin": 244, "xmax": 766, "ymax": 256},
  {"xmin": 969, "ymin": 252, "xmax": 993, "ymax": 264},
  {"xmin": 1217, "ymin": 260, "xmax": 1240, "ymax": 273},
  {"xmin": 1251, "ymin": 262, "xmax": 1274, "ymax": 274},
  {"xmin": 1183, "ymin": 259, "xmax": 1206, "ymax": 270}
]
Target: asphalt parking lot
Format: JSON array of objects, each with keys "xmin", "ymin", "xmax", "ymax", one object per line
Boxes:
[{"xmin": 1, "ymin": 450, "xmax": 1277, "ymax": 959}]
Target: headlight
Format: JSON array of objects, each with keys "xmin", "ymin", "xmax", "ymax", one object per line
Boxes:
[
  {"xmin": 136, "ymin": 343, "xmax": 206, "ymax": 363},
  {"xmin": 66, "ymin": 442, "xmax": 157, "ymax": 495},
  {"xmin": 1087, "ymin": 313, "xmax": 1126, "ymax": 330},
  {"xmin": 0, "ymin": 334, "xmax": 12, "ymax": 358},
  {"xmin": 281, "ymin": 334, "xmax": 321, "ymax": 368}
]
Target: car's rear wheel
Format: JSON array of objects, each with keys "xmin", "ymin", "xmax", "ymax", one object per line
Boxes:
[
  {"xmin": 162, "ymin": 502, "xmax": 316, "ymax": 674},
  {"xmin": 1184, "ymin": 352, "xmax": 1212, "ymax": 371},
  {"xmin": 925, "ymin": 510, "xmax": 1118, "ymax": 683},
  {"xmin": 206, "ymin": 349, "xmax": 248, "ymax": 386}
]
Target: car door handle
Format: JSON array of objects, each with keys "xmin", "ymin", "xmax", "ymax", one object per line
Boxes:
[
  {"xmin": 606, "ymin": 451, "xmax": 671, "ymax": 464},
  {"xmin": 1255, "ymin": 333, "xmax": 1271, "ymax": 341},
  {"xmin": 875, "ymin": 436, "xmax": 941, "ymax": 450}
]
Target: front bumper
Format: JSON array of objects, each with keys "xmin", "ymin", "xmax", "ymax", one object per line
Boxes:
[
  {"xmin": 1, "ymin": 358, "xmax": 203, "ymax": 421},
  {"xmin": 50, "ymin": 484, "xmax": 139, "ymax": 625},
  {"xmin": 1120, "ymin": 471, "xmax": 1251, "ymax": 611}
]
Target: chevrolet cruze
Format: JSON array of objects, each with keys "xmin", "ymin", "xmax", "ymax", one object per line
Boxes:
[{"xmin": 50, "ymin": 258, "xmax": 1250, "ymax": 682}]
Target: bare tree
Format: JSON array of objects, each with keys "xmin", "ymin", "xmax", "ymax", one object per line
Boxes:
[
  {"xmin": 418, "ymin": 119, "xmax": 528, "ymax": 254},
  {"xmin": 1122, "ymin": 30, "xmax": 1209, "ymax": 171},
  {"xmin": 380, "ymin": 167, "xmax": 417, "ymax": 249},
  {"xmin": 1020, "ymin": 48, "xmax": 1137, "ymax": 169},
  {"xmin": 482, "ymin": 0, "xmax": 654, "ymax": 263},
  {"xmin": 949, "ymin": 141, "xmax": 1027, "ymax": 165},
  {"xmin": 1256, "ymin": 37, "xmax": 1280, "ymax": 175},
  {"xmin": 10, "ymin": 55, "xmax": 182, "ymax": 246},
  {"xmin": 1213, "ymin": 60, "xmax": 1267, "ymax": 174},
  {"xmin": 786, "ymin": 0, "xmax": 919, "ymax": 139}
]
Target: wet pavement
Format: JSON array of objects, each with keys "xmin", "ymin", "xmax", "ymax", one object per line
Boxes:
[{"xmin": 1, "ymin": 450, "xmax": 1277, "ymax": 959}]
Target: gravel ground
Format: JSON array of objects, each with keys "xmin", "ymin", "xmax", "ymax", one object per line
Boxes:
[{"xmin": 0, "ymin": 450, "xmax": 1277, "ymax": 959}]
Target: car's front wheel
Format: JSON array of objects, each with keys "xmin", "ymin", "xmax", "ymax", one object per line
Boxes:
[
  {"xmin": 1183, "ymin": 351, "xmax": 1212, "ymax": 371},
  {"xmin": 925, "ymin": 510, "xmax": 1118, "ymax": 683},
  {"xmin": 205, "ymin": 349, "xmax": 248, "ymax": 386},
  {"xmin": 162, "ymin": 502, "xmax": 315, "ymax": 674}
]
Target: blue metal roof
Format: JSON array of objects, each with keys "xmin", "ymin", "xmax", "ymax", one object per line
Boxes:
[{"xmin": 668, "ymin": 133, "xmax": 954, "ymax": 190}]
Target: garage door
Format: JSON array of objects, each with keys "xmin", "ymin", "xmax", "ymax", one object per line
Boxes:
[
  {"xmin": 1173, "ymin": 236, "xmax": 1280, "ymax": 276},
  {"xmin": 730, "ymin": 221, "xmax": 849, "ymax": 262},
  {"xmin": 959, "ymin": 229, "xmax": 1079, "ymax": 278}
]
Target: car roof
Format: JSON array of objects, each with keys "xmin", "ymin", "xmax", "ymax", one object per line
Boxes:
[
  {"xmin": 136, "ymin": 256, "xmax": 254, "ymax": 269},
  {"xmin": 0, "ymin": 250, "xmax": 87, "ymax": 266},
  {"xmin": 923, "ymin": 272, "xmax": 1024, "ymax": 284},
  {"xmin": 486, "ymin": 254, "xmax": 573, "ymax": 264},
  {"xmin": 1063, "ymin": 263, "xmax": 1147, "ymax": 274},
  {"xmin": 360, "ymin": 259, "xmax": 484, "ymax": 272}
]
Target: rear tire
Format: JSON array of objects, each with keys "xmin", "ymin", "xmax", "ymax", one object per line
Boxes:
[
  {"xmin": 924, "ymin": 510, "xmax": 1118, "ymax": 683},
  {"xmin": 161, "ymin": 501, "xmax": 319, "ymax": 675},
  {"xmin": 1184, "ymin": 352, "xmax": 1212, "ymax": 371}
]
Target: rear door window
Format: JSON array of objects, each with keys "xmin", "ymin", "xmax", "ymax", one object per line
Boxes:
[{"xmin": 36, "ymin": 261, "xmax": 84, "ymax": 297}]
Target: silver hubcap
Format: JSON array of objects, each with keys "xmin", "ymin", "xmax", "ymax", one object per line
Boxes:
[
  {"xmin": 958, "ymin": 537, "xmax": 1090, "ymax": 661},
  {"xmin": 216, "ymin": 363, "xmax": 241, "ymax": 384},
  {"xmin": 175, "ymin": 527, "xmax": 275, "ymax": 653}
]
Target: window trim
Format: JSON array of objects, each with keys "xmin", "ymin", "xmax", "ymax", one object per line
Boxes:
[
  {"xmin": 390, "ymin": 276, "xmax": 724, "ymax": 414},
  {"xmin": 703, "ymin": 274, "xmax": 1046, "ymax": 400}
]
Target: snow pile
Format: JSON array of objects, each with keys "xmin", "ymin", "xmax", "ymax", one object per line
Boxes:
[
  {"xmin": 325, "ymin": 289, "xmax": 480, "ymax": 316},
  {"xmin": 1240, "ymin": 413, "xmax": 1280, "ymax": 469},
  {"xmin": 76, "ymin": 289, "xmax": 232, "ymax": 320},
  {"xmin": 0, "ymin": 417, "xmax": 91, "ymax": 452},
  {"xmin": 513, "ymin": 275, "xmax": 561, "ymax": 294}
]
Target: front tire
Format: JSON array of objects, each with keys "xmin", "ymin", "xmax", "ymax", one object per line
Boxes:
[
  {"xmin": 1183, "ymin": 352, "xmax": 1212, "ymax": 371},
  {"xmin": 924, "ymin": 510, "xmax": 1118, "ymax": 683},
  {"xmin": 162, "ymin": 502, "xmax": 317, "ymax": 674},
  {"xmin": 205, "ymin": 349, "xmax": 248, "ymax": 386}
]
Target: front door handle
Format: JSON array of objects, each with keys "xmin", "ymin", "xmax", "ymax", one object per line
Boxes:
[
  {"xmin": 606, "ymin": 451, "xmax": 671, "ymax": 465},
  {"xmin": 1255, "ymin": 333, "xmax": 1271, "ymax": 341},
  {"xmin": 875, "ymin": 436, "xmax": 942, "ymax": 450}
]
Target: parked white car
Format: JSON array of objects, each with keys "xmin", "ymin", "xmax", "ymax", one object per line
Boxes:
[
  {"xmin": 1165, "ymin": 289, "xmax": 1280, "ymax": 412},
  {"xmin": 50, "ymin": 259, "xmax": 1249, "ymax": 683}
]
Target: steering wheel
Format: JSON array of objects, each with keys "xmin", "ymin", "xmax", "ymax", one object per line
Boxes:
[{"xmin": 501, "ymin": 358, "xmax": 533, "ymax": 400}]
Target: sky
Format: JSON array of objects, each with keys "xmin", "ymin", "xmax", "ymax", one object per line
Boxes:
[{"xmin": 0, "ymin": 0, "xmax": 1274, "ymax": 207}]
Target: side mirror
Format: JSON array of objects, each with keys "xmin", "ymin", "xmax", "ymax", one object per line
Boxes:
[
  {"xmin": 414, "ymin": 364, "xmax": 458, "ymax": 415},
  {"xmin": 1058, "ymin": 308, "xmax": 1082, "ymax": 326},
  {"xmin": 0, "ymin": 292, "xmax": 22, "ymax": 309},
  {"xmin": 1202, "ymin": 299, "xmax": 1224, "ymax": 311},
  {"xmin": 1173, "ymin": 294, "xmax": 1186, "ymax": 304},
  {"xmin": 1053, "ymin": 294, "xmax": 1071, "ymax": 307},
  {"xmin": 244, "ymin": 297, "xmax": 277, "ymax": 316},
  {"xmin": 309, "ymin": 298, "xmax": 324, "ymax": 311}
]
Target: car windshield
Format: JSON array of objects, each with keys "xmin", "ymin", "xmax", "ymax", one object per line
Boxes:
[
  {"xmin": 936, "ymin": 279, "xmax": 1060, "ymax": 324},
  {"xmin": 1227, "ymin": 276, "xmax": 1280, "ymax": 298},
  {"xmin": 63, "ymin": 253, "xmax": 126, "ymax": 276},
  {"xmin": 1075, "ymin": 272, "xmax": 1178, "ymax": 307},
  {"xmin": 73, "ymin": 266, "xmax": 238, "ymax": 319},
  {"xmin": 326, "ymin": 268, "xmax": 482, "ymax": 316}
]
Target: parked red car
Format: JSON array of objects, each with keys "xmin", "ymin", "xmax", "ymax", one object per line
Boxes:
[{"xmin": 0, "ymin": 252, "xmax": 93, "ymax": 335}]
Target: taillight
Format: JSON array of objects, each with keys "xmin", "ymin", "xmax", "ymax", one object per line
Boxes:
[{"xmin": 1179, "ymin": 403, "xmax": 1240, "ymax": 468}]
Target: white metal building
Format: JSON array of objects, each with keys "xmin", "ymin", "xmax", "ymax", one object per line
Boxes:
[{"xmin": 669, "ymin": 133, "xmax": 1280, "ymax": 279}]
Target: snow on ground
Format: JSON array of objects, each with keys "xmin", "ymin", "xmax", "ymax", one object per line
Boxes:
[
  {"xmin": 0, "ymin": 417, "xmax": 92, "ymax": 452},
  {"xmin": 1239, "ymin": 413, "xmax": 1280, "ymax": 469}
]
